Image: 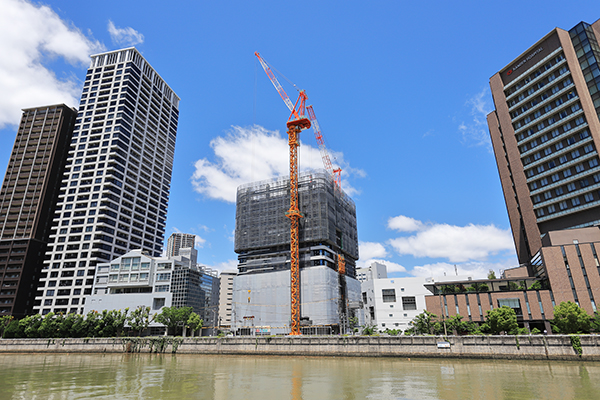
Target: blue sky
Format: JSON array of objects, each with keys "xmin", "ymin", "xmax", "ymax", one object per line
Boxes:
[{"xmin": 1, "ymin": 0, "xmax": 599, "ymax": 278}]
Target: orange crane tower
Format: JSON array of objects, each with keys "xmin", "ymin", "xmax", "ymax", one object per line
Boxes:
[{"xmin": 255, "ymin": 52, "xmax": 310, "ymax": 335}]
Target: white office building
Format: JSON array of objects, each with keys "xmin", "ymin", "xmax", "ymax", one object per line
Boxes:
[
  {"xmin": 360, "ymin": 263, "xmax": 473, "ymax": 332},
  {"xmin": 34, "ymin": 48, "xmax": 180, "ymax": 315}
]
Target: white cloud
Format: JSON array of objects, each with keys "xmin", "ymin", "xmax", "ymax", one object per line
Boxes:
[
  {"xmin": 0, "ymin": 0, "xmax": 104, "ymax": 128},
  {"xmin": 409, "ymin": 259, "xmax": 517, "ymax": 280},
  {"xmin": 359, "ymin": 241, "xmax": 388, "ymax": 260},
  {"xmin": 458, "ymin": 87, "xmax": 493, "ymax": 150},
  {"xmin": 191, "ymin": 125, "xmax": 362, "ymax": 203},
  {"xmin": 387, "ymin": 215, "xmax": 514, "ymax": 263},
  {"xmin": 194, "ymin": 235, "xmax": 206, "ymax": 248},
  {"xmin": 387, "ymin": 215, "xmax": 424, "ymax": 232},
  {"xmin": 107, "ymin": 20, "xmax": 144, "ymax": 46}
]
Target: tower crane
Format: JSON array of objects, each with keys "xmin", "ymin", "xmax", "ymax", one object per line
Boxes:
[
  {"xmin": 255, "ymin": 52, "xmax": 346, "ymax": 335},
  {"xmin": 255, "ymin": 52, "xmax": 310, "ymax": 335}
]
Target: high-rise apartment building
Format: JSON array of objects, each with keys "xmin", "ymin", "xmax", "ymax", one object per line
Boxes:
[
  {"xmin": 0, "ymin": 105, "xmax": 76, "ymax": 316},
  {"xmin": 166, "ymin": 232, "xmax": 196, "ymax": 257},
  {"xmin": 33, "ymin": 48, "xmax": 180, "ymax": 315},
  {"xmin": 487, "ymin": 19, "xmax": 600, "ymax": 265}
]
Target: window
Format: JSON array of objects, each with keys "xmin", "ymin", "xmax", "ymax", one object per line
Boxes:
[
  {"xmin": 567, "ymin": 183, "xmax": 576, "ymax": 191},
  {"xmin": 556, "ymin": 142, "xmax": 564, "ymax": 150},
  {"xmin": 589, "ymin": 159, "xmax": 599, "ymax": 168},
  {"xmin": 155, "ymin": 285, "xmax": 169, "ymax": 292},
  {"xmin": 564, "ymin": 169, "xmax": 572, "ymax": 178},
  {"xmin": 559, "ymin": 155, "xmax": 568, "ymax": 164},
  {"xmin": 544, "ymin": 191, "xmax": 552, "ymax": 200},
  {"xmin": 153, "ymin": 298, "xmax": 165, "ymax": 309},
  {"xmin": 575, "ymin": 164, "xmax": 585, "ymax": 173},
  {"xmin": 580, "ymin": 178, "xmax": 589, "ymax": 188},
  {"xmin": 536, "ymin": 208, "xmax": 545, "ymax": 217},
  {"xmin": 584, "ymin": 193, "xmax": 595, "ymax": 202},
  {"xmin": 571, "ymin": 149, "xmax": 580, "ymax": 158},
  {"xmin": 540, "ymin": 178, "xmax": 548, "ymax": 186},
  {"xmin": 402, "ymin": 296, "xmax": 417, "ymax": 311},
  {"xmin": 382, "ymin": 289, "xmax": 396, "ymax": 303},
  {"xmin": 559, "ymin": 201, "xmax": 568, "ymax": 210},
  {"xmin": 551, "ymin": 173, "xmax": 560, "ymax": 182},
  {"xmin": 572, "ymin": 197, "xmax": 581, "ymax": 206}
]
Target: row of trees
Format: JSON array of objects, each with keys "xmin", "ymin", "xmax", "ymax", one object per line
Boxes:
[
  {"xmin": 400, "ymin": 301, "xmax": 600, "ymax": 336},
  {"xmin": 0, "ymin": 306, "xmax": 203, "ymax": 339}
]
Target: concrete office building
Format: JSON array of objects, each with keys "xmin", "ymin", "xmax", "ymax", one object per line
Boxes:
[
  {"xmin": 166, "ymin": 232, "xmax": 196, "ymax": 257},
  {"xmin": 487, "ymin": 19, "xmax": 600, "ymax": 265},
  {"xmin": 218, "ymin": 269, "xmax": 236, "ymax": 331},
  {"xmin": 425, "ymin": 19, "xmax": 600, "ymax": 332},
  {"xmin": 86, "ymin": 249, "xmax": 219, "ymax": 334},
  {"xmin": 232, "ymin": 170, "xmax": 361, "ymax": 335},
  {"xmin": 356, "ymin": 261, "xmax": 387, "ymax": 283},
  {"xmin": 0, "ymin": 105, "xmax": 76, "ymax": 316},
  {"xmin": 34, "ymin": 48, "xmax": 180, "ymax": 315}
]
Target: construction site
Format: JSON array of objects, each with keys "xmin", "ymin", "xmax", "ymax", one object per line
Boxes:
[
  {"xmin": 233, "ymin": 171, "xmax": 360, "ymax": 335},
  {"xmin": 230, "ymin": 53, "xmax": 361, "ymax": 335}
]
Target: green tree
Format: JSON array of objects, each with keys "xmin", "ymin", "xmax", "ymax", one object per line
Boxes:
[
  {"xmin": 0, "ymin": 316, "xmax": 13, "ymax": 338},
  {"xmin": 484, "ymin": 306, "xmax": 518, "ymax": 335},
  {"xmin": 407, "ymin": 311, "xmax": 438, "ymax": 335},
  {"xmin": 186, "ymin": 312, "xmax": 203, "ymax": 337},
  {"xmin": 154, "ymin": 306, "xmax": 193, "ymax": 336},
  {"xmin": 552, "ymin": 301, "xmax": 590, "ymax": 334},
  {"xmin": 487, "ymin": 270, "xmax": 497, "ymax": 280},
  {"xmin": 19, "ymin": 314, "xmax": 43, "ymax": 338},
  {"xmin": 591, "ymin": 311, "xmax": 600, "ymax": 333},
  {"xmin": 528, "ymin": 281, "xmax": 542, "ymax": 290},
  {"xmin": 127, "ymin": 306, "xmax": 152, "ymax": 336}
]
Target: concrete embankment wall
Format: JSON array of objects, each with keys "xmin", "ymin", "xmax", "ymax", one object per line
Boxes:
[{"xmin": 0, "ymin": 335, "xmax": 598, "ymax": 361}]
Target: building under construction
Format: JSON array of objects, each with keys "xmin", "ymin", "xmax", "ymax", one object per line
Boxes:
[{"xmin": 232, "ymin": 170, "xmax": 360, "ymax": 335}]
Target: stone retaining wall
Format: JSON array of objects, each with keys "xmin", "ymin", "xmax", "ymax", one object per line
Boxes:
[{"xmin": 0, "ymin": 335, "xmax": 598, "ymax": 361}]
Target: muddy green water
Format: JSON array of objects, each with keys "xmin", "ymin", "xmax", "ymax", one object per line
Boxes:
[{"xmin": 0, "ymin": 353, "xmax": 598, "ymax": 399}]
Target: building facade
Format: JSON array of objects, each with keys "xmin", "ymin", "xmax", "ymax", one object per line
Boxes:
[
  {"xmin": 0, "ymin": 105, "xmax": 76, "ymax": 316},
  {"xmin": 218, "ymin": 269, "xmax": 236, "ymax": 331},
  {"xmin": 166, "ymin": 232, "xmax": 196, "ymax": 257},
  {"xmin": 33, "ymin": 48, "xmax": 180, "ymax": 315},
  {"xmin": 487, "ymin": 19, "xmax": 600, "ymax": 265}
]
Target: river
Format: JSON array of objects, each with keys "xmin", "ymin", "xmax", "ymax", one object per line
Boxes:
[{"xmin": 0, "ymin": 353, "xmax": 598, "ymax": 399}]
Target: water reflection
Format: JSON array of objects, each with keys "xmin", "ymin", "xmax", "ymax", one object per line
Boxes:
[{"xmin": 0, "ymin": 354, "xmax": 598, "ymax": 399}]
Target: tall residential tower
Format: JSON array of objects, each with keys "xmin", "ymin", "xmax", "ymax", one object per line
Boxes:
[
  {"xmin": 166, "ymin": 232, "xmax": 196, "ymax": 257},
  {"xmin": 487, "ymin": 19, "xmax": 600, "ymax": 266},
  {"xmin": 33, "ymin": 48, "xmax": 180, "ymax": 315},
  {"xmin": 0, "ymin": 105, "xmax": 76, "ymax": 316}
]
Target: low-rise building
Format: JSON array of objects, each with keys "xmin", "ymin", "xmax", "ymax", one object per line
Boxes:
[
  {"xmin": 85, "ymin": 249, "xmax": 219, "ymax": 334},
  {"xmin": 360, "ymin": 262, "xmax": 472, "ymax": 333}
]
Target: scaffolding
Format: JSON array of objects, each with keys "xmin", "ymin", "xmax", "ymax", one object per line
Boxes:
[{"xmin": 234, "ymin": 170, "xmax": 358, "ymax": 264}]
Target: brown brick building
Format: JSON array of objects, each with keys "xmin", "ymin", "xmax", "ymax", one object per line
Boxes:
[
  {"xmin": 0, "ymin": 105, "xmax": 76, "ymax": 316},
  {"xmin": 426, "ymin": 19, "xmax": 600, "ymax": 332}
]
